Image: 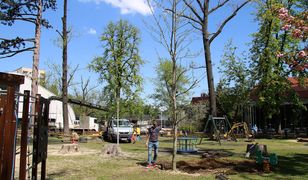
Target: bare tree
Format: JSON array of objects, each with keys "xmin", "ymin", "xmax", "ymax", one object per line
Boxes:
[
  {"xmin": 181, "ymin": 0, "xmax": 251, "ymax": 116},
  {"xmin": 44, "ymin": 62, "xmax": 79, "ymax": 94},
  {"xmin": 43, "ymin": 62, "xmax": 78, "ymax": 133},
  {"xmin": 73, "ymin": 76, "xmax": 98, "ymax": 134},
  {"xmin": 61, "ymin": 0, "xmax": 69, "ymax": 135},
  {"xmin": 147, "ymin": 0, "xmax": 198, "ymax": 170},
  {"xmin": 53, "ymin": 0, "xmax": 70, "ymax": 134}
]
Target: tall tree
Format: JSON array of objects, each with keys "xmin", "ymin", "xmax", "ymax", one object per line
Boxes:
[
  {"xmin": 61, "ymin": 0, "xmax": 69, "ymax": 134},
  {"xmin": 89, "ymin": 20, "xmax": 143, "ymax": 145},
  {"xmin": 182, "ymin": 0, "xmax": 251, "ymax": 116},
  {"xmin": 147, "ymin": 0, "xmax": 198, "ymax": 170},
  {"xmin": 0, "ymin": 0, "xmax": 56, "ymax": 120},
  {"xmin": 250, "ymin": 0, "xmax": 306, "ymax": 130}
]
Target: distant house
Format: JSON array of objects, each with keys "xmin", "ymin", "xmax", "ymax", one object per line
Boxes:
[
  {"xmin": 189, "ymin": 93, "xmax": 210, "ymax": 131},
  {"xmin": 245, "ymin": 78, "xmax": 308, "ymax": 131},
  {"xmin": 191, "ymin": 93, "xmax": 209, "ymax": 105}
]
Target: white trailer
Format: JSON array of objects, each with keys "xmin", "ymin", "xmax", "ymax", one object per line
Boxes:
[{"xmin": 73, "ymin": 116, "xmax": 99, "ymax": 132}]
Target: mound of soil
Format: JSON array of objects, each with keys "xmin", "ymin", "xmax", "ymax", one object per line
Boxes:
[{"xmin": 160, "ymin": 158, "xmax": 259, "ymax": 175}]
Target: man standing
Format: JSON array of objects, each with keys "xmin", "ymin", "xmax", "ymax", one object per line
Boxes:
[{"xmin": 146, "ymin": 121, "xmax": 161, "ymax": 168}]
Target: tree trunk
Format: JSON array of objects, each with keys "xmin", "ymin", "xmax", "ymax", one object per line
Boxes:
[
  {"xmin": 62, "ymin": 0, "xmax": 69, "ymax": 135},
  {"xmin": 172, "ymin": 121, "xmax": 177, "ymax": 170},
  {"xmin": 82, "ymin": 113, "xmax": 86, "ymax": 135},
  {"xmin": 116, "ymin": 91, "xmax": 120, "ymax": 145},
  {"xmin": 171, "ymin": 0, "xmax": 178, "ymax": 171},
  {"xmin": 171, "ymin": 82, "xmax": 177, "ymax": 170},
  {"xmin": 31, "ymin": 0, "xmax": 42, "ymax": 123},
  {"xmin": 202, "ymin": 12, "xmax": 217, "ymax": 116}
]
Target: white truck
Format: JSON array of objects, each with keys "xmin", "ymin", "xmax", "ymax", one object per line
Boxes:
[
  {"xmin": 103, "ymin": 119, "xmax": 133, "ymax": 143},
  {"xmin": 74, "ymin": 116, "xmax": 99, "ymax": 132}
]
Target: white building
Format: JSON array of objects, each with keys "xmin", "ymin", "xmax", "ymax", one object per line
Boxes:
[
  {"xmin": 14, "ymin": 67, "xmax": 46, "ymax": 83},
  {"xmin": 13, "ymin": 73, "xmax": 76, "ymax": 129}
]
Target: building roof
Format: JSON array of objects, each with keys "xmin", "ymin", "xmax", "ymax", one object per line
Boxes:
[
  {"xmin": 288, "ymin": 77, "xmax": 308, "ymax": 99},
  {"xmin": 191, "ymin": 93, "xmax": 209, "ymax": 105},
  {"xmin": 250, "ymin": 77, "xmax": 308, "ymax": 101}
]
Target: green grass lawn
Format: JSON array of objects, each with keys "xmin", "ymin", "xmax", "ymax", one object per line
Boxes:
[{"xmin": 46, "ymin": 136, "xmax": 308, "ymax": 180}]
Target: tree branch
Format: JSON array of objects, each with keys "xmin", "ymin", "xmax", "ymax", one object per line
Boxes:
[
  {"xmin": 209, "ymin": 0, "xmax": 251, "ymax": 44},
  {"xmin": 0, "ymin": 47, "xmax": 34, "ymax": 59},
  {"xmin": 176, "ymin": 79, "xmax": 198, "ymax": 97},
  {"xmin": 12, "ymin": 17, "xmax": 36, "ymax": 24},
  {"xmin": 56, "ymin": 30, "xmax": 64, "ymax": 39},
  {"xmin": 208, "ymin": 0, "xmax": 231, "ymax": 14},
  {"xmin": 188, "ymin": 21, "xmax": 202, "ymax": 31},
  {"xmin": 183, "ymin": 0, "xmax": 203, "ymax": 23},
  {"xmin": 147, "ymin": 0, "xmax": 171, "ymax": 53},
  {"xmin": 68, "ymin": 64, "xmax": 79, "ymax": 87},
  {"xmin": 196, "ymin": 0, "xmax": 204, "ymax": 13},
  {"xmin": 0, "ymin": 38, "xmax": 35, "ymax": 42}
]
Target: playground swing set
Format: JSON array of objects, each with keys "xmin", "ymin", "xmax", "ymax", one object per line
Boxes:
[{"xmin": 203, "ymin": 115, "xmax": 254, "ymax": 144}]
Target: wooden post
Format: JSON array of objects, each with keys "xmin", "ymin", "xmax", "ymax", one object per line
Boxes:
[
  {"xmin": 32, "ymin": 94, "xmax": 41, "ymax": 180},
  {"xmin": 2, "ymin": 86, "xmax": 17, "ymax": 180},
  {"xmin": 41, "ymin": 99, "xmax": 50, "ymax": 180},
  {"xmin": 0, "ymin": 94, "xmax": 6, "ymax": 175},
  {"xmin": 0, "ymin": 72, "xmax": 24, "ymax": 180},
  {"xmin": 19, "ymin": 90, "xmax": 30, "ymax": 180}
]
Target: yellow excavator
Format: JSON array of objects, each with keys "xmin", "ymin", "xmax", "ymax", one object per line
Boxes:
[{"xmin": 224, "ymin": 122, "xmax": 253, "ymax": 141}]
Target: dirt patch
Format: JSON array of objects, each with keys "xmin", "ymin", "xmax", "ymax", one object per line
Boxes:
[
  {"xmin": 101, "ymin": 144, "xmax": 122, "ymax": 157},
  {"xmin": 48, "ymin": 144, "xmax": 98, "ymax": 156},
  {"xmin": 159, "ymin": 158, "xmax": 260, "ymax": 175},
  {"xmin": 286, "ymin": 139, "xmax": 298, "ymax": 143}
]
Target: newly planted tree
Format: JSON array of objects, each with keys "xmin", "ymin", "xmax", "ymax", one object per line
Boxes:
[
  {"xmin": 89, "ymin": 20, "xmax": 143, "ymax": 145},
  {"xmin": 147, "ymin": 0, "xmax": 198, "ymax": 170}
]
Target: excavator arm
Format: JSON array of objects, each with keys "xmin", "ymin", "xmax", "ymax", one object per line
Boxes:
[{"xmin": 224, "ymin": 122, "xmax": 252, "ymax": 141}]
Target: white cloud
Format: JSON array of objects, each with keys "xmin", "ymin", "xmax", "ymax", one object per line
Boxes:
[
  {"xmin": 78, "ymin": 0, "xmax": 152, "ymax": 16},
  {"xmin": 87, "ymin": 28, "xmax": 97, "ymax": 35}
]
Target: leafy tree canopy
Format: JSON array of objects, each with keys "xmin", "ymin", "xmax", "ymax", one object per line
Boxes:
[{"xmin": 89, "ymin": 19, "xmax": 144, "ymax": 119}]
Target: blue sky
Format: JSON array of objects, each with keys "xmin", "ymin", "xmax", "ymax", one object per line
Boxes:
[{"xmin": 0, "ymin": 0, "xmax": 258, "ymax": 103}]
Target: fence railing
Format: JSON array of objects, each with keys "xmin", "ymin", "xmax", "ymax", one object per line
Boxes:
[{"xmin": 0, "ymin": 72, "xmax": 49, "ymax": 180}]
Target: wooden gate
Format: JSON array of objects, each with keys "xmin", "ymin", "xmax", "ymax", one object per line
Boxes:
[{"xmin": 0, "ymin": 72, "xmax": 49, "ymax": 180}]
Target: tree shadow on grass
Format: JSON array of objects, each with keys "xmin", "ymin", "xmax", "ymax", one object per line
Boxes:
[
  {"xmin": 159, "ymin": 138, "xmax": 173, "ymax": 143},
  {"xmin": 47, "ymin": 170, "xmax": 67, "ymax": 179},
  {"xmin": 275, "ymin": 154, "xmax": 308, "ymax": 176}
]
